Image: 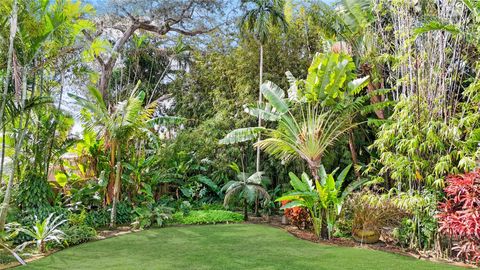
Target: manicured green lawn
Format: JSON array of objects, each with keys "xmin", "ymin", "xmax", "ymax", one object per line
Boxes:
[{"xmin": 22, "ymin": 224, "xmax": 462, "ymax": 270}]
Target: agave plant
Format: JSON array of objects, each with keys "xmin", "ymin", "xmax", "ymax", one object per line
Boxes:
[
  {"xmin": 277, "ymin": 165, "xmax": 367, "ymax": 239},
  {"xmin": 17, "ymin": 214, "xmax": 66, "ymax": 253},
  {"xmin": 222, "ymin": 164, "xmax": 270, "ymax": 221}
]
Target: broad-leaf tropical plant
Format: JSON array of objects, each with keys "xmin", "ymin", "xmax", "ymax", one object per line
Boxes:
[
  {"xmin": 220, "ymin": 79, "xmax": 356, "ymax": 182},
  {"xmin": 277, "ymin": 165, "xmax": 366, "ymax": 239},
  {"xmin": 69, "ymin": 81, "xmax": 158, "ymax": 227}
]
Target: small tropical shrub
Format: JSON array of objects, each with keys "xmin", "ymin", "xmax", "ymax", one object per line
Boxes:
[
  {"xmin": 171, "ymin": 210, "xmax": 243, "ymax": 225},
  {"xmin": 349, "ymin": 193, "xmax": 406, "ymax": 243},
  {"xmin": 222, "ymin": 165, "xmax": 270, "ymax": 221},
  {"xmin": 85, "ymin": 209, "xmax": 110, "ymax": 228},
  {"xmin": 281, "ymin": 200, "xmax": 311, "ymax": 229},
  {"xmin": 438, "ymin": 170, "xmax": 480, "ymax": 264},
  {"xmin": 277, "ymin": 166, "xmax": 366, "ymax": 239},
  {"xmin": 62, "ymin": 225, "xmax": 97, "ymax": 246},
  {"xmin": 17, "ymin": 214, "xmax": 66, "ymax": 253},
  {"xmin": 131, "ymin": 206, "xmax": 173, "ymax": 230}
]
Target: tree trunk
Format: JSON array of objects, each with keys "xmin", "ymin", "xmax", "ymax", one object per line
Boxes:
[
  {"xmin": 320, "ymin": 209, "xmax": 329, "ymax": 240},
  {"xmin": 255, "ymin": 44, "xmax": 263, "ymax": 173},
  {"xmin": 366, "ymin": 81, "xmax": 385, "ymax": 120},
  {"xmin": 45, "ymin": 70, "xmax": 65, "ymax": 179},
  {"xmin": 110, "ymin": 145, "xmax": 122, "ymax": 228},
  {"xmin": 0, "ymin": 129, "xmax": 6, "ymax": 188},
  {"xmin": 348, "ymin": 130, "xmax": 361, "ymax": 179},
  {"xmin": 0, "ymin": 66, "xmax": 28, "ymax": 231},
  {"xmin": 0, "ymin": 0, "xmax": 18, "ymax": 130},
  {"xmin": 243, "ymin": 198, "xmax": 249, "ymax": 221}
]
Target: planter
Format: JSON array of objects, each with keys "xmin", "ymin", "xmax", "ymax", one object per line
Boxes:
[
  {"xmin": 281, "ymin": 215, "xmax": 288, "ymax": 225},
  {"xmin": 352, "ymin": 229, "xmax": 380, "ymax": 244}
]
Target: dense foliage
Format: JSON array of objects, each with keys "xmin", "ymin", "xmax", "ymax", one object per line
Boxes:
[
  {"xmin": 0, "ymin": 0, "xmax": 479, "ymax": 267},
  {"xmin": 438, "ymin": 170, "xmax": 480, "ymax": 264}
]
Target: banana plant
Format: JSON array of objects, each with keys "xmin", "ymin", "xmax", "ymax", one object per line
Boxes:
[{"xmin": 276, "ymin": 165, "xmax": 367, "ymax": 239}]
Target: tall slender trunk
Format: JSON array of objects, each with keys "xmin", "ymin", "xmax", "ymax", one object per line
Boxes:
[
  {"xmin": 45, "ymin": 70, "xmax": 65, "ymax": 178},
  {"xmin": 348, "ymin": 130, "xmax": 361, "ymax": 179},
  {"xmin": 256, "ymin": 44, "xmax": 263, "ymax": 173},
  {"xmin": 0, "ymin": 0, "xmax": 18, "ymax": 132},
  {"xmin": 254, "ymin": 44, "xmax": 264, "ymax": 217},
  {"xmin": 243, "ymin": 198, "xmax": 249, "ymax": 221},
  {"xmin": 0, "ymin": 67, "xmax": 28, "ymax": 231},
  {"xmin": 0, "ymin": 129, "xmax": 6, "ymax": 188},
  {"xmin": 110, "ymin": 144, "xmax": 122, "ymax": 228}
]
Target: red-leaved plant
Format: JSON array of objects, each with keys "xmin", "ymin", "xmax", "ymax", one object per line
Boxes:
[
  {"xmin": 281, "ymin": 200, "xmax": 311, "ymax": 229},
  {"xmin": 437, "ymin": 169, "xmax": 480, "ymax": 264}
]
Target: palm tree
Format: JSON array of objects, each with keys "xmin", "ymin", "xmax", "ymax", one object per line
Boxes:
[
  {"xmin": 240, "ymin": 0, "xmax": 288, "ymax": 172},
  {"xmin": 222, "ymin": 164, "xmax": 270, "ymax": 221},
  {"xmin": 220, "ymin": 80, "xmax": 357, "ymax": 181},
  {"xmin": 70, "ymin": 82, "xmax": 158, "ymax": 227}
]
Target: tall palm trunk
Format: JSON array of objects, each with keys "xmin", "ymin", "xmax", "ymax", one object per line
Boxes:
[
  {"xmin": 256, "ymin": 44, "xmax": 263, "ymax": 172},
  {"xmin": 254, "ymin": 44, "xmax": 264, "ymax": 217},
  {"xmin": 110, "ymin": 143, "xmax": 122, "ymax": 228},
  {"xmin": 243, "ymin": 198, "xmax": 249, "ymax": 221},
  {"xmin": 0, "ymin": 67, "xmax": 28, "ymax": 231},
  {"xmin": 0, "ymin": 0, "xmax": 18, "ymax": 130},
  {"xmin": 348, "ymin": 130, "xmax": 361, "ymax": 179},
  {"xmin": 0, "ymin": 0, "xmax": 18, "ymax": 193}
]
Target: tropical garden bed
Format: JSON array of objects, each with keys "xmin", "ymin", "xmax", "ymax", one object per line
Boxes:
[{"xmin": 0, "ymin": 0, "xmax": 480, "ymax": 269}]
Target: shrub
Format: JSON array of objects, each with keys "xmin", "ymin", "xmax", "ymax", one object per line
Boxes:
[
  {"xmin": 171, "ymin": 210, "xmax": 243, "ymax": 225},
  {"xmin": 350, "ymin": 194, "xmax": 405, "ymax": 234},
  {"xmin": 131, "ymin": 206, "xmax": 174, "ymax": 230},
  {"xmin": 17, "ymin": 214, "xmax": 66, "ymax": 253},
  {"xmin": 116, "ymin": 201, "xmax": 133, "ymax": 225},
  {"xmin": 281, "ymin": 200, "xmax": 311, "ymax": 230},
  {"xmin": 85, "ymin": 209, "xmax": 110, "ymax": 228},
  {"xmin": 62, "ymin": 225, "xmax": 97, "ymax": 246},
  {"xmin": 438, "ymin": 169, "xmax": 480, "ymax": 264}
]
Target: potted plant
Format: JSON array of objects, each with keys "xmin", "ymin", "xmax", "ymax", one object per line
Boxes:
[{"xmin": 350, "ymin": 194, "xmax": 404, "ymax": 244}]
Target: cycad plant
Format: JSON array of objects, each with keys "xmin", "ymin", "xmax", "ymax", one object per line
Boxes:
[
  {"xmin": 222, "ymin": 164, "xmax": 270, "ymax": 221},
  {"xmin": 69, "ymin": 82, "xmax": 158, "ymax": 227}
]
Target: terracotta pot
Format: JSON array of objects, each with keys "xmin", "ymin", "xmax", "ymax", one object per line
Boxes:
[{"xmin": 352, "ymin": 229, "xmax": 380, "ymax": 244}]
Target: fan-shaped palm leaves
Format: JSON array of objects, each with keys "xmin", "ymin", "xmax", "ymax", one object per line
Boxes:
[{"xmin": 222, "ymin": 164, "xmax": 270, "ymax": 221}]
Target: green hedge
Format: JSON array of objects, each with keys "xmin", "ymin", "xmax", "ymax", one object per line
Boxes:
[{"xmin": 171, "ymin": 210, "xmax": 243, "ymax": 225}]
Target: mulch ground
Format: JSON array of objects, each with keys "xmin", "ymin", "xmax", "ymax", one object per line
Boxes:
[{"xmin": 246, "ymin": 215, "xmax": 476, "ymax": 269}]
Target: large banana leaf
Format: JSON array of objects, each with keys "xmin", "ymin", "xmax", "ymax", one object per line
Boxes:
[
  {"xmin": 261, "ymin": 81, "xmax": 289, "ymax": 113},
  {"xmin": 219, "ymin": 127, "xmax": 266, "ymax": 144}
]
